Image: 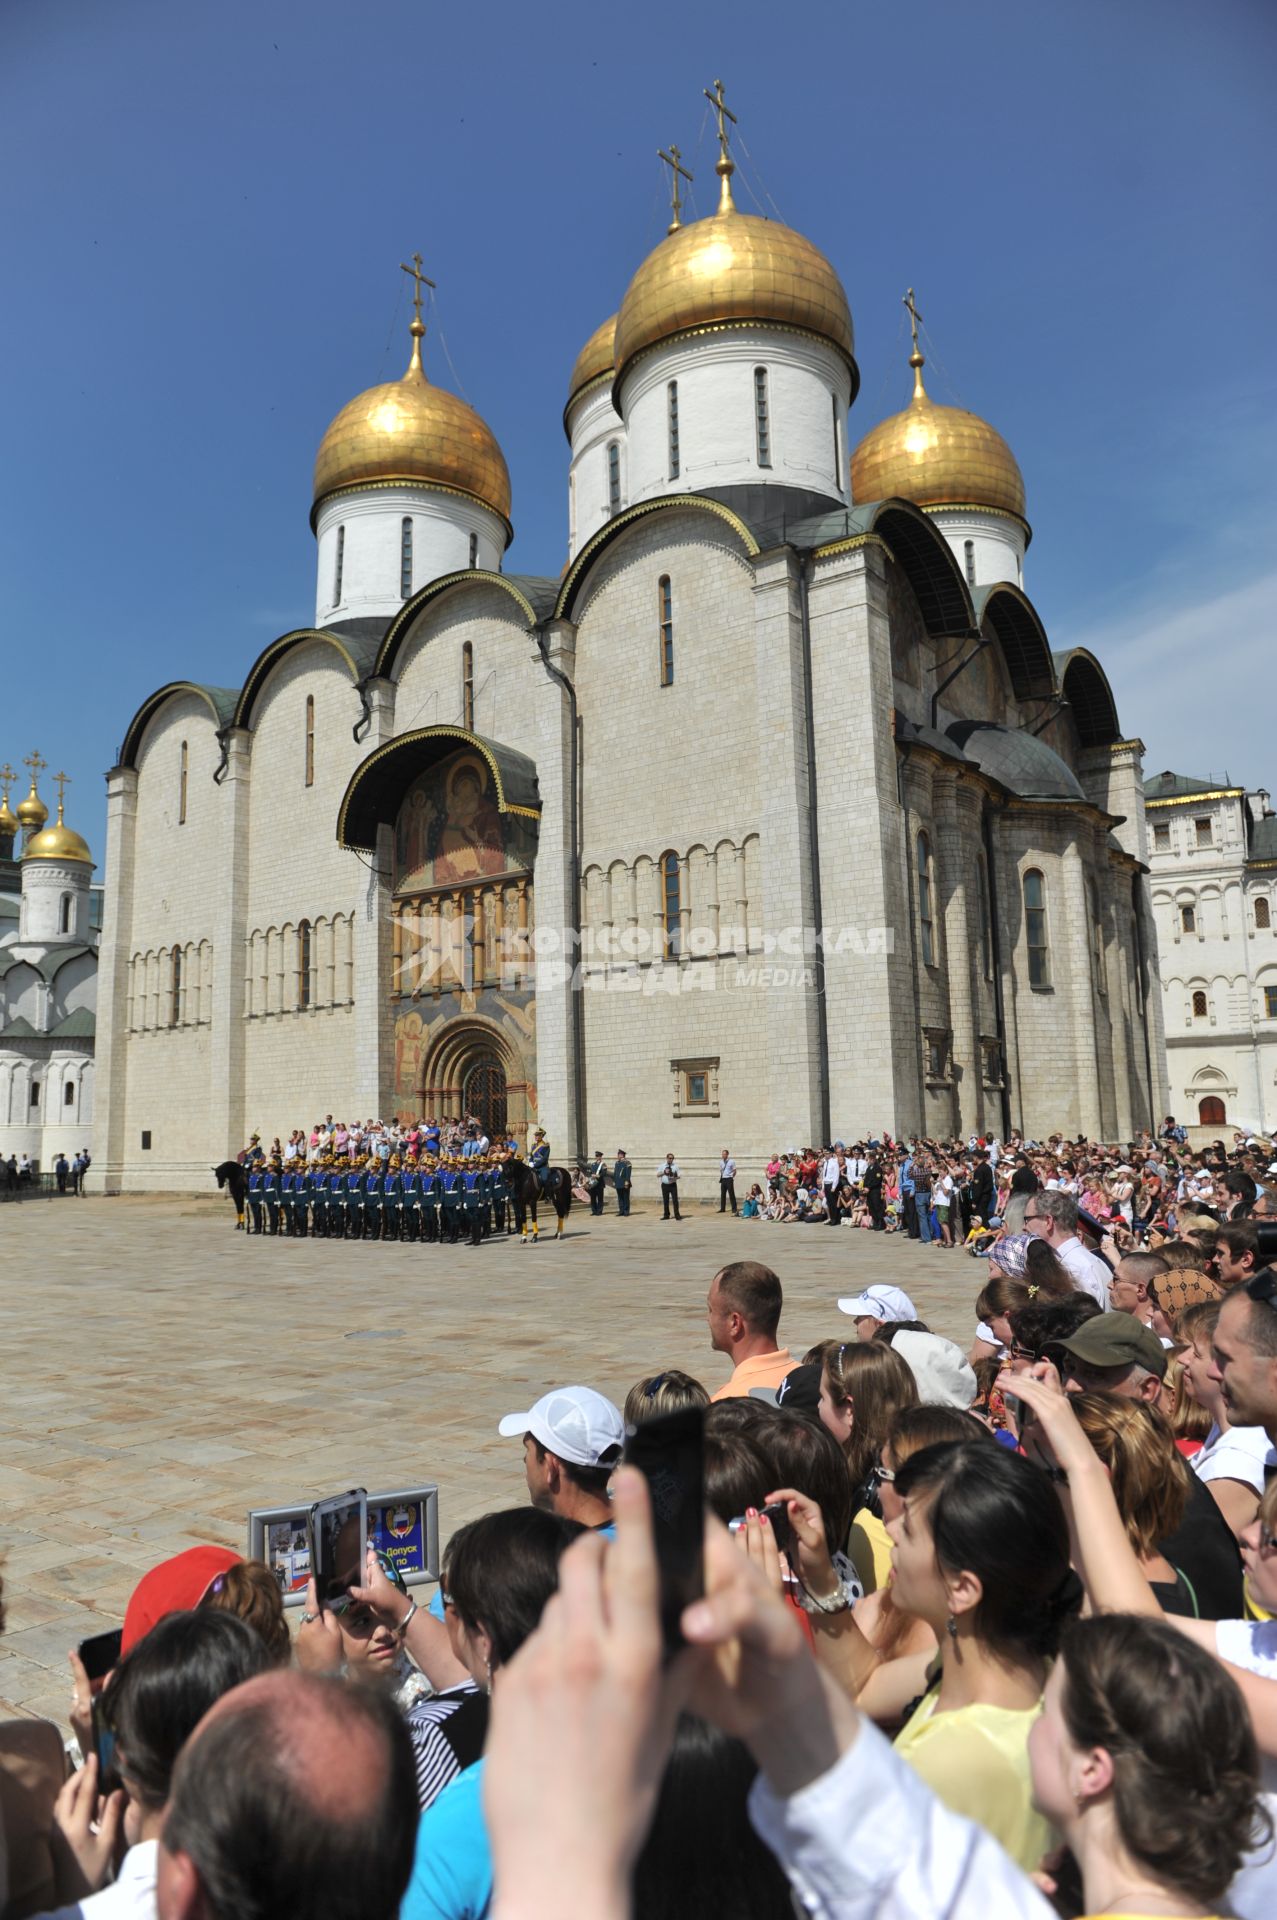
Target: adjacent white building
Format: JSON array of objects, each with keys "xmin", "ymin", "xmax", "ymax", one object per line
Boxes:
[
  {"xmin": 0, "ymin": 768, "xmax": 99, "ymax": 1166},
  {"xmin": 1146, "ymin": 771, "xmax": 1277, "ymax": 1134}
]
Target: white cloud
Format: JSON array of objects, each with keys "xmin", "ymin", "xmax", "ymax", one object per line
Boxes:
[{"xmin": 1057, "ymin": 568, "xmax": 1277, "ymax": 790}]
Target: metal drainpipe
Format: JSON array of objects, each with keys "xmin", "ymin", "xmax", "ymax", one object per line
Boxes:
[
  {"xmin": 536, "ymin": 632, "xmax": 586, "ymax": 1160},
  {"xmin": 797, "ymin": 554, "xmax": 831, "ymax": 1144},
  {"xmin": 981, "ymin": 804, "xmax": 1013, "ymax": 1140},
  {"xmin": 1130, "ymin": 871, "xmax": 1158, "ymax": 1131}
]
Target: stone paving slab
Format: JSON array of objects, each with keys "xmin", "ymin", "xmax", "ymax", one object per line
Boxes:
[{"xmin": 0, "ymin": 1194, "xmax": 980, "ymax": 1728}]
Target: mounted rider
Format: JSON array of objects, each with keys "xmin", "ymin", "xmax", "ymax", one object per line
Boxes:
[{"xmin": 529, "ymin": 1128, "xmax": 552, "ymax": 1193}]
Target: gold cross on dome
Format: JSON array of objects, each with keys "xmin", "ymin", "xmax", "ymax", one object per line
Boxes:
[
  {"xmin": 23, "ymin": 749, "xmax": 47, "ymax": 783},
  {"xmin": 0, "ymin": 763, "xmax": 14, "ymax": 798},
  {"xmin": 703, "ymin": 77, "xmax": 737, "ymax": 163},
  {"xmin": 54, "ymin": 769, "xmax": 71, "ymax": 811},
  {"xmin": 658, "ymin": 143, "xmax": 694, "ymax": 234},
  {"xmin": 399, "ymin": 252, "xmax": 436, "ymax": 327},
  {"xmin": 903, "ymin": 287, "xmax": 924, "ymax": 356}
]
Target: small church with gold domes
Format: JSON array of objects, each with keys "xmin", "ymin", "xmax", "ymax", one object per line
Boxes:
[
  {"xmin": 1, "ymin": 757, "xmax": 101, "ymax": 1165},
  {"xmin": 94, "ymin": 83, "xmax": 1167, "ymax": 1194}
]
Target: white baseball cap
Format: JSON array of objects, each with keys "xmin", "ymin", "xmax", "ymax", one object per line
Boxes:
[
  {"xmin": 498, "ymin": 1386, "xmax": 624, "ymax": 1468},
  {"xmin": 891, "ymin": 1330, "xmax": 977, "ymax": 1410},
  {"xmin": 837, "ymin": 1284, "xmax": 917, "ymax": 1324}
]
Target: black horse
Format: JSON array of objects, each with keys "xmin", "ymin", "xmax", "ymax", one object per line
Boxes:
[
  {"xmin": 505, "ymin": 1161, "xmax": 572, "ymax": 1242},
  {"xmin": 213, "ymin": 1160, "xmax": 247, "ymax": 1229}
]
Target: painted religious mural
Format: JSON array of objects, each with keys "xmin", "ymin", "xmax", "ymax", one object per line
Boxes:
[
  {"xmin": 393, "ymin": 749, "xmax": 536, "ymax": 893},
  {"xmin": 391, "ymin": 989, "xmax": 537, "ymax": 1133}
]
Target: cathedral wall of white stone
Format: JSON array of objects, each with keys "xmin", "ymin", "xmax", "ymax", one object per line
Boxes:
[
  {"xmin": 619, "ymin": 332, "xmax": 851, "ymax": 507},
  {"xmin": 392, "ymin": 585, "xmax": 547, "ymax": 763},
  {"xmin": 314, "ymin": 486, "xmax": 505, "ymax": 627},
  {"xmin": 573, "ymin": 512, "xmax": 761, "ymax": 864},
  {"xmin": 925, "ymin": 506, "xmax": 1025, "ymax": 591},
  {"xmin": 567, "ymin": 384, "xmax": 626, "ymax": 560},
  {"xmin": 19, "ymin": 862, "xmax": 93, "ymax": 943}
]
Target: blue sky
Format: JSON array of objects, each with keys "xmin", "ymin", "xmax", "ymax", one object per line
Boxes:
[{"xmin": 2, "ymin": 0, "xmax": 1273, "ymax": 862}]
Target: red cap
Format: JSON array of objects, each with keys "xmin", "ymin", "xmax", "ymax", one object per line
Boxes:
[{"xmin": 121, "ymin": 1545, "xmax": 243, "ymax": 1655}]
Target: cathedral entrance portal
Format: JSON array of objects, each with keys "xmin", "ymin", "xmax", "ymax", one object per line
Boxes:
[{"xmin": 463, "ymin": 1057, "xmax": 508, "ymax": 1139}]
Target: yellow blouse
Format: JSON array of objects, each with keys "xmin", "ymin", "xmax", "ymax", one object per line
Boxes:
[
  {"xmin": 847, "ymin": 1505, "xmax": 893, "ymax": 1594},
  {"xmin": 894, "ymin": 1687, "xmax": 1054, "ymax": 1873}
]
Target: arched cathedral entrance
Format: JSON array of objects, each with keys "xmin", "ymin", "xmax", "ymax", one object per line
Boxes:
[{"xmin": 337, "ymin": 727, "xmax": 541, "ymax": 1135}]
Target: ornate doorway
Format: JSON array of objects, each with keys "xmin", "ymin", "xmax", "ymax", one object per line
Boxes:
[
  {"xmin": 1198, "ymin": 1095, "xmax": 1227, "ymax": 1125},
  {"xmin": 463, "ymin": 1056, "xmax": 508, "ymax": 1139}
]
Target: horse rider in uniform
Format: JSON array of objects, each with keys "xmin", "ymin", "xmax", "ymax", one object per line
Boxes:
[{"xmin": 529, "ymin": 1129, "xmax": 551, "ymax": 1193}]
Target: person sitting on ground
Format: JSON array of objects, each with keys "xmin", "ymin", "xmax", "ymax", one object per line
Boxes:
[
  {"xmin": 707, "ymin": 1263, "xmax": 795, "ymax": 1401},
  {"xmin": 45, "ymin": 1611, "xmax": 272, "ymax": 1920}
]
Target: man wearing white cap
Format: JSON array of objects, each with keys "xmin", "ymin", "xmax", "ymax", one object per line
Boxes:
[
  {"xmin": 498, "ymin": 1386, "xmax": 624, "ymax": 1530},
  {"xmin": 838, "ymin": 1284, "xmax": 918, "ymax": 1342}
]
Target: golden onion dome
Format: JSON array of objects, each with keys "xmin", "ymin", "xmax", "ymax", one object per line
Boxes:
[
  {"xmin": 16, "ymin": 778, "xmax": 48, "ymax": 832},
  {"xmin": 851, "ymin": 350, "xmax": 1026, "ymax": 521},
  {"xmin": 0, "ymin": 791, "xmax": 18, "ymax": 838},
  {"xmin": 23, "ymin": 798, "xmax": 93, "ymax": 865},
  {"xmin": 566, "ymin": 313, "xmax": 617, "ymax": 416},
  {"xmin": 613, "ymin": 167, "xmax": 856, "ymax": 391},
  {"xmin": 312, "ymin": 319, "xmax": 511, "ymax": 530}
]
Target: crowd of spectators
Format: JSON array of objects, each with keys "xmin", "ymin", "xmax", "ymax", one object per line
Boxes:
[{"xmin": 5, "ymin": 1122, "xmax": 1277, "ymax": 1919}]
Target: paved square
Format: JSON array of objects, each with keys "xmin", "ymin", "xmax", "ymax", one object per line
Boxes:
[{"xmin": 0, "ymin": 1193, "xmax": 979, "ymax": 1727}]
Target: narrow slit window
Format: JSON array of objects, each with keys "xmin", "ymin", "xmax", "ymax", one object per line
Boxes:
[
  {"xmin": 64, "ymin": 1080, "xmax": 75, "ymax": 1106},
  {"xmin": 964, "ymin": 539, "xmax": 976, "ymax": 587},
  {"xmin": 754, "ymin": 368, "xmax": 771, "ymax": 467},
  {"xmin": 916, "ymin": 833, "xmax": 934, "ymax": 967},
  {"xmin": 463, "ymin": 641, "xmax": 475, "ymax": 730},
  {"xmin": 304, "ymin": 694, "xmax": 315, "ymax": 788},
  {"xmin": 1181, "ymin": 904, "xmax": 1196, "ymax": 934},
  {"xmin": 298, "ymin": 921, "xmax": 313, "ymax": 1009},
  {"xmin": 334, "ymin": 525, "xmax": 345, "ymax": 605},
  {"xmin": 831, "ymin": 393, "xmax": 842, "ymax": 486},
  {"xmin": 1192, "ymin": 989, "xmax": 1208, "ymax": 1018},
  {"xmin": 60, "ymin": 894, "xmax": 72, "ymax": 934},
  {"xmin": 661, "ymin": 851, "xmax": 682, "ymax": 957},
  {"xmin": 658, "ymin": 576, "xmax": 674, "ymax": 687},
  {"xmin": 1024, "ymin": 869, "xmax": 1050, "ymax": 987},
  {"xmin": 607, "ymin": 441, "xmax": 621, "ymax": 514},
  {"xmin": 400, "ymin": 518, "xmax": 413, "ymax": 599},
  {"xmin": 170, "ymin": 945, "xmax": 182, "ymax": 1027},
  {"xmin": 667, "ymin": 380, "xmax": 680, "ymax": 480},
  {"xmin": 178, "ymin": 740, "xmax": 188, "ymax": 825},
  {"xmin": 1257, "ymin": 898, "xmax": 1272, "ymax": 930},
  {"xmin": 469, "ymin": 531, "xmax": 479, "ymax": 570}
]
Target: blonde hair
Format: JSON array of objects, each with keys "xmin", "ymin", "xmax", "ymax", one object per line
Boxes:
[
  {"xmin": 823, "ymin": 1341, "xmax": 918, "ymax": 1488},
  {"xmin": 199, "ymin": 1557, "xmax": 291, "ymax": 1665},
  {"xmin": 1072, "ymin": 1396, "xmax": 1190, "ymax": 1558},
  {"xmin": 623, "ymin": 1369, "xmax": 709, "ymax": 1427}
]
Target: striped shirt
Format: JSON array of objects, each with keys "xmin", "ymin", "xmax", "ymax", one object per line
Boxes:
[{"xmin": 404, "ymin": 1682, "xmax": 489, "ymax": 1811}]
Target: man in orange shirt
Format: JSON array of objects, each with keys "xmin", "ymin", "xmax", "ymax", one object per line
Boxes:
[{"xmin": 707, "ymin": 1261, "xmax": 796, "ymax": 1401}]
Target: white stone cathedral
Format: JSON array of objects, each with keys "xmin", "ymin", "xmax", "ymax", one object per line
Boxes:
[{"xmin": 93, "ymin": 102, "xmax": 1167, "ymax": 1196}]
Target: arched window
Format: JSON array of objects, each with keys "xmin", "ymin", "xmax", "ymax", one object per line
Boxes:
[
  {"xmin": 754, "ymin": 368, "xmax": 771, "ymax": 468},
  {"xmin": 60, "ymin": 894, "xmax": 72, "ymax": 934},
  {"xmin": 916, "ymin": 833, "xmax": 935, "ymax": 967},
  {"xmin": 304, "ymin": 694, "xmax": 315, "ymax": 788},
  {"xmin": 1024, "ymin": 869, "xmax": 1050, "ymax": 987},
  {"xmin": 178, "ymin": 740, "xmax": 188, "ymax": 826},
  {"xmin": 400, "ymin": 518, "xmax": 413, "ymax": 599},
  {"xmin": 667, "ymin": 380, "xmax": 680, "ymax": 480},
  {"xmin": 170, "ymin": 945, "xmax": 182, "ymax": 1027},
  {"xmin": 468, "ymin": 531, "xmax": 479, "ymax": 569},
  {"xmin": 964, "ymin": 539, "xmax": 976, "ymax": 587},
  {"xmin": 1192, "ymin": 989, "xmax": 1208, "ymax": 1018},
  {"xmin": 607, "ymin": 441, "xmax": 621, "ymax": 514},
  {"xmin": 831, "ymin": 393, "xmax": 842, "ymax": 485},
  {"xmin": 334, "ymin": 525, "xmax": 345, "ymax": 605},
  {"xmin": 661, "ymin": 852, "xmax": 682, "ymax": 958},
  {"xmin": 463, "ymin": 642, "xmax": 475, "ymax": 730},
  {"xmin": 1199, "ymin": 1095, "xmax": 1227, "ymax": 1125},
  {"xmin": 1181, "ymin": 903, "xmax": 1196, "ymax": 934},
  {"xmin": 976, "ymin": 853, "xmax": 992, "ymax": 981},
  {"xmin": 298, "ymin": 920, "xmax": 313, "ymax": 1009},
  {"xmin": 1257, "ymin": 897, "xmax": 1272, "ymax": 930},
  {"xmin": 658, "ymin": 576, "xmax": 674, "ymax": 687},
  {"xmin": 29, "ymin": 1080, "xmax": 40, "ymax": 1109},
  {"xmin": 63, "ymin": 1080, "xmax": 75, "ymax": 1107}
]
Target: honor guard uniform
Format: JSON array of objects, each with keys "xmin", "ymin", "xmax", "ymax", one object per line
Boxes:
[
  {"xmin": 529, "ymin": 1130, "xmax": 551, "ymax": 1191},
  {"xmin": 421, "ymin": 1157, "xmax": 443, "ymax": 1243},
  {"xmin": 247, "ymin": 1164, "xmax": 265, "ymax": 1235},
  {"xmin": 384, "ymin": 1158, "xmax": 403, "ymax": 1241},
  {"xmin": 294, "ymin": 1165, "xmax": 311, "ymax": 1238},
  {"xmin": 489, "ymin": 1153, "xmax": 508, "ymax": 1235},
  {"xmin": 461, "ymin": 1161, "xmax": 485, "ymax": 1246},
  {"xmin": 329, "ymin": 1162, "xmax": 349, "ymax": 1238},
  {"xmin": 364, "ymin": 1161, "xmax": 384, "ymax": 1240},
  {"xmin": 399, "ymin": 1160, "xmax": 419, "ymax": 1241},
  {"xmin": 440, "ymin": 1158, "xmax": 463, "ymax": 1243},
  {"xmin": 345, "ymin": 1160, "xmax": 366, "ymax": 1239},
  {"xmin": 314, "ymin": 1161, "xmax": 332, "ymax": 1238},
  {"xmin": 263, "ymin": 1161, "xmax": 282, "ymax": 1235}
]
